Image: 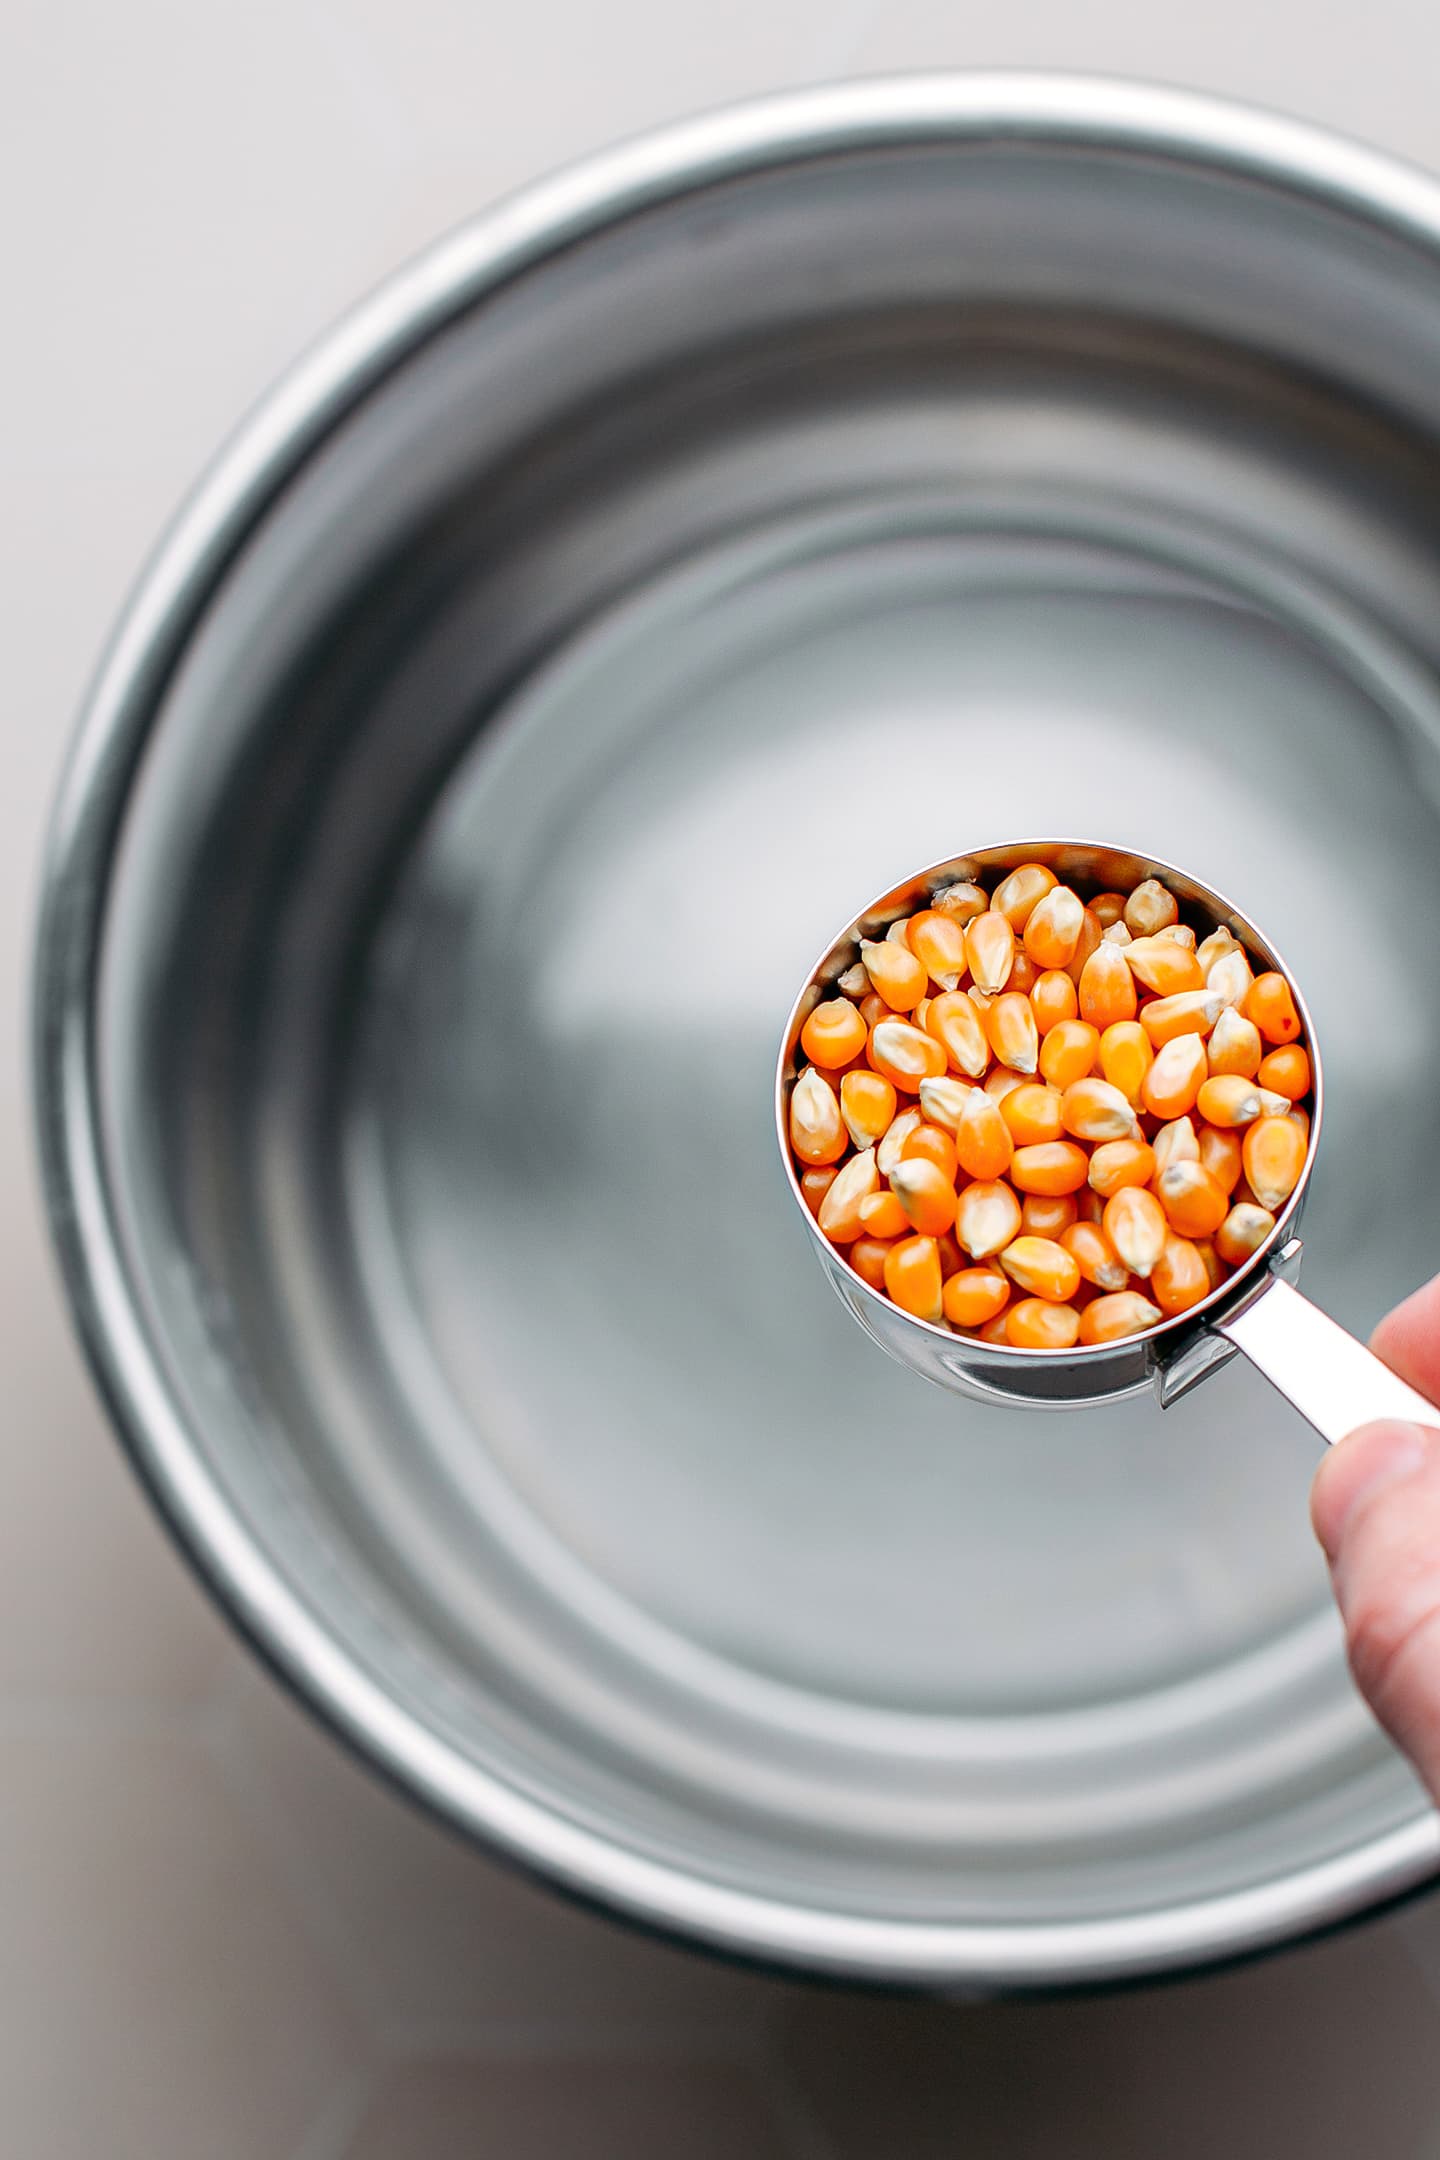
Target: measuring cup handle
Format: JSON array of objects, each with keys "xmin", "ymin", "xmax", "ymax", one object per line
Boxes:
[{"xmin": 1215, "ymin": 1276, "xmax": 1440, "ymax": 1446}]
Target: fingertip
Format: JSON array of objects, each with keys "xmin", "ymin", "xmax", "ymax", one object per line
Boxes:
[
  {"xmin": 1374, "ymin": 1262, "xmax": 1440, "ymax": 1331},
  {"xmin": 1371, "ymin": 1269, "xmax": 1440, "ymax": 1402},
  {"xmin": 1311, "ymin": 1420, "xmax": 1432, "ymax": 1561}
]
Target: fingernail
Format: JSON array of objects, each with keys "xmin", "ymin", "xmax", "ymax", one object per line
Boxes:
[{"xmin": 1312, "ymin": 1420, "xmax": 1431, "ymax": 1559}]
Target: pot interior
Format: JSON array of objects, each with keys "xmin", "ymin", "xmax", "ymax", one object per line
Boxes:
[{"xmin": 87, "ymin": 109, "xmax": 1440, "ymax": 1980}]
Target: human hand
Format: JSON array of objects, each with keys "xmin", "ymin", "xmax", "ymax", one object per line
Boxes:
[{"xmin": 1312, "ymin": 1271, "xmax": 1440, "ymax": 1801}]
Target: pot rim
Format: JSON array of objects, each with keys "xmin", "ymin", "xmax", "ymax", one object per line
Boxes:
[{"xmin": 32, "ymin": 71, "xmax": 1440, "ymax": 1986}]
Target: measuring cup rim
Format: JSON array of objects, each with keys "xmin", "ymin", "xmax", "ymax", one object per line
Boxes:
[{"xmin": 775, "ymin": 836, "xmax": 1322, "ymax": 1367}]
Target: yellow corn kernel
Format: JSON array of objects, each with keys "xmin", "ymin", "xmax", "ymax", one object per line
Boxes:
[
  {"xmin": 983, "ymin": 1066, "xmax": 1027, "ymax": 1105},
  {"xmin": 857, "ymin": 1187, "xmax": 909, "ymax": 1240},
  {"xmin": 860, "ymin": 937, "xmax": 928, "ymax": 1013},
  {"xmin": 1206, "ymin": 1007, "xmax": 1262, "ymax": 1079},
  {"xmin": 884, "ymin": 1234, "xmax": 944, "ymax": 1322},
  {"xmin": 1125, "ymin": 937, "xmax": 1205, "ymax": 997},
  {"xmin": 1257, "ymin": 1045, "xmax": 1311, "ymax": 1101},
  {"xmin": 955, "ymin": 1091, "xmax": 1015, "ymax": 1181},
  {"xmin": 885, "ymin": 917, "xmax": 913, "ymax": 946},
  {"xmin": 955, "ymin": 1179, "xmax": 1023, "ymax": 1259},
  {"xmin": 839, "ymin": 1069, "xmax": 897, "ymax": 1152},
  {"xmin": 817, "ymin": 1149, "xmax": 879, "ymax": 1242},
  {"xmin": 943, "ymin": 1266, "xmax": 1010, "ymax": 1329},
  {"xmin": 1064, "ymin": 908, "xmax": 1104, "ymax": 988},
  {"xmin": 847, "ymin": 1235, "xmax": 893, "ymax": 1290},
  {"xmin": 1010, "ymin": 1141, "xmax": 1090, "ymax": 1196},
  {"xmin": 1194, "ymin": 1074, "xmax": 1290, "ymax": 1128},
  {"xmin": 1087, "ymin": 1136, "xmax": 1158, "ymax": 1197},
  {"xmin": 1215, "ymin": 1199, "xmax": 1278, "ymax": 1266},
  {"xmin": 1023, "ymin": 885, "xmax": 1086, "ymax": 969},
  {"xmin": 800, "ymin": 1165, "xmax": 838, "ymax": 1219},
  {"xmin": 789, "ymin": 1067, "xmax": 847, "ymax": 1165},
  {"xmin": 1021, "ymin": 1192, "xmax": 1078, "ymax": 1240},
  {"xmin": 1102, "ymin": 921, "xmax": 1133, "ymax": 946},
  {"xmin": 1151, "ymin": 1116, "xmax": 1199, "ymax": 1179},
  {"xmin": 976, "ymin": 1310, "xmax": 1012, "ymax": 1345},
  {"xmin": 1140, "ymin": 989, "xmax": 1224, "ymax": 1047},
  {"xmin": 800, "ymin": 998, "xmax": 868, "ymax": 1069},
  {"xmin": 1039, "ymin": 1019, "xmax": 1101, "ymax": 1092},
  {"xmin": 1031, "ymin": 968, "xmax": 1079, "ymax": 1035},
  {"xmin": 1196, "ymin": 1123, "xmax": 1243, "ymax": 1195},
  {"xmin": 1060, "ymin": 1077, "xmax": 1140, "ymax": 1144},
  {"xmin": 1156, "ymin": 1160, "xmax": 1229, "ymax": 1238},
  {"xmin": 965, "ymin": 910, "xmax": 1016, "ymax": 994},
  {"xmin": 931, "ymin": 881, "xmax": 989, "ymax": 925},
  {"xmin": 938, "ymin": 1225, "xmax": 981, "ymax": 1298},
  {"xmin": 1008, "ymin": 950, "xmax": 1039, "ymax": 995},
  {"xmin": 1006, "ymin": 1297, "xmax": 1081, "ymax": 1349},
  {"xmin": 1194, "ymin": 1240, "xmax": 1225, "ymax": 1293},
  {"xmin": 906, "ymin": 909, "xmax": 969, "ymax": 991},
  {"xmin": 1078, "ymin": 943, "xmax": 1138, "ymax": 1030},
  {"xmin": 1079, "ymin": 1290, "xmax": 1163, "ymax": 1343},
  {"xmin": 876, "ymin": 1107, "xmax": 922, "ymax": 1178},
  {"xmin": 1000, "ymin": 1082, "xmax": 1065, "ymax": 1147},
  {"xmin": 1160, "ymin": 924, "xmax": 1197, "ymax": 950},
  {"xmin": 1242, "ymin": 1116, "xmax": 1307, "ymax": 1210},
  {"xmin": 858, "ymin": 992, "xmax": 887, "ymax": 1030},
  {"xmin": 1061, "ymin": 1220, "xmax": 1129, "ymax": 1293},
  {"xmin": 1075, "ymin": 1185, "xmax": 1106, "ymax": 1224},
  {"xmin": 1098, "ymin": 1019, "xmax": 1154, "ymax": 1107},
  {"xmin": 924, "ymin": 989, "xmax": 989, "ymax": 1079},
  {"xmin": 991, "ymin": 862, "xmax": 1057, "ymax": 931},
  {"xmin": 901, "ymin": 1122, "xmax": 959, "ymax": 1182},
  {"xmin": 985, "ymin": 990, "xmax": 1040, "ymax": 1075},
  {"xmin": 1141, "ymin": 1032, "xmax": 1207, "ymax": 1120},
  {"xmin": 1207, "ymin": 946, "xmax": 1254, "ymax": 1011},
  {"xmin": 1090, "ymin": 891, "xmax": 1128, "ymax": 928},
  {"xmin": 1288, "ymin": 1104, "xmax": 1312, "ymax": 1143},
  {"xmin": 1124, "ymin": 878, "xmax": 1179, "ymax": 936},
  {"xmin": 1244, "ymin": 971, "xmax": 1302, "ymax": 1044},
  {"xmin": 1000, "ymin": 1235, "xmax": 1082, "ymax": 1303},
  {"xmin": 836, "ymin": 961, "xmax": 869, "ymax": 998},
  {"xmin": 916, "ymin": 1075, "xmax": 974, "ymax": 1135},
  {"xmin": 869, "ymin": 1019, "xmax": 947, "ymax": 1093},
  {"xmin": 1103, "ymin": 1186, "xmax": 1168, "ymax": 1276},
  {"xmin": 1196, "ymin": 926, "xmax": 1241, "ymax": 975},
  {"xmin": 889, "ymin": 1158, "xmax": 959, "ymax": 1237}
]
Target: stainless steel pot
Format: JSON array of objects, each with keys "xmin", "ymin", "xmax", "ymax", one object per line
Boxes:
[
  {"xmin": 779, "ymin": 838, "xmax": 1439, "ymax": 1439},
  {"xmin": 33, "ymin": 75, "xmax": 1440, "ymax": 1988}
]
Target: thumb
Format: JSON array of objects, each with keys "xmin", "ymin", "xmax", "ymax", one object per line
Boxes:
[{"xmin": 1312, "ymin": 1419, "xmax": 1440, "ymax": 1800}]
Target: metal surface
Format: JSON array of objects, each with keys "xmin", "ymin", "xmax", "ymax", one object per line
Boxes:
[
  {"xmin": 31, "ymin": 76, "xmax": 1440, "ymax": 1986},
  {"xmin": 1219, "ymin": 1279, "xmax": 1440, "ymax": 1446},
  {"xmin": 779, "ymin": 837, "xmax": 1439, "ymax": 1444},
  {"xmin": 778, "ymin": 838, "xmax": 1322, "ymax": 1409}
]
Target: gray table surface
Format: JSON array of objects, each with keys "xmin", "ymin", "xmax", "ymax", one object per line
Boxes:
[{"xmin": 10, "ymin": 5, "xmax": 1440, "ymax": 2154}]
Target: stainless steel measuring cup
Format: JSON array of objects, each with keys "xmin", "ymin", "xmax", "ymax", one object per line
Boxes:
[{"xmin": 778, "ymin": 840, "xmax": 1436, "ymax": 1444}]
